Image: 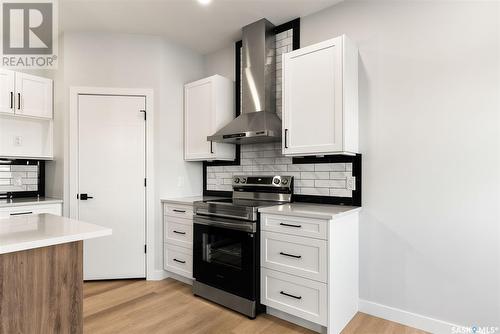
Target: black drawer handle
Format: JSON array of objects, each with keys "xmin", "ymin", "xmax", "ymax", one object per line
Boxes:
[
  {"xmin": 10, "ymin": 211, "xmax": 33, "ymax": 216},
  {"xmin": 17, "ymin": 93, "xmax": 20, "ymax": 110},
  {"xmin": 280, "ymin": 223, "xmax": 302, "ymax": 228},
  {"xmin": 173, "ymin": 230, "xmax": 186, "ymax": 235},
  {"xmin": 10, "ymin": 92, "xmax": 13, "ymax": 109},
  {"xmin": 279, "ymin": 252, "xmax": 302, "ymax": 259},
  {"xmin": 280, "ymin": 291, "xmax": 302, "ymax": 300},
  {"xmin": 172, "ymin": 209, "xmax": 186, "ymax": 213},
  {"xmin": 173, "ymin": 258, "xmax": 186, "ymax": 264}
]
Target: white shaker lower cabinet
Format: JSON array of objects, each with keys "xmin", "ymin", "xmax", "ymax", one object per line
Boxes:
[
  {"xmin": 184, "ymin": 75, "xmax": 235, "ymax": 161},
  {"xmin": 163, "ymin": 201, "xmax": 194, "ymax": 279},
  {"xmin": 260, "ymin": 212, "xmax": 359, "ymax": 334},
  {"xmin": 282, "ymin": 35, "xmax": 358, "ymax": 156},
  {"xmin": 0, "ymin": 202, "xmax": 62, "ymax": 219}
]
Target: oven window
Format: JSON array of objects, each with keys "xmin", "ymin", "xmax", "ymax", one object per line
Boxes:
[{"xmin": 202, "ymin": 233, "xmax": 242, "ymax": 270}]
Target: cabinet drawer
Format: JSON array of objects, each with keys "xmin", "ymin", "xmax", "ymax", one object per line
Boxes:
[
  {"xmin": 261, "ymin": 268, "xmax": 327, "ymax": 326},
  {"xmin": 261, "ymin": 231, "xmax": 327, "ymax": 282},
  {"xmin": 0, "ymin": 203, "xmax": 62, "ymax": 219},
  {"xmin": 164, "ymin": 244, "xmax": 192, "ymax": 279},
  {"xmin": 164, "ymin": 204, "xmax": 193, "ymax": 219},
  {"xmin": 165, "ymin": 217, "xmax": 193, "ymax": 248},
  {"xmin": 262, "ymin": 214, "xmax": 327, "ymax": 240}
]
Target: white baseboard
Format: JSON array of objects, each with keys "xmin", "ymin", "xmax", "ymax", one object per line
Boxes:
[
  {"xmin": 267, "ymin": 307, "xmax": 326, "ymax": 333},
  {"xmin": 147, "ymin": 269, "xmax": 169, "ymax": 281},
  {"xmin": 165, "ymin": 271, "xmax": 193, "ymax": 285},
  {"xmin": 359, "ymin": 299, "xmax": 461, "ymax": 334}
]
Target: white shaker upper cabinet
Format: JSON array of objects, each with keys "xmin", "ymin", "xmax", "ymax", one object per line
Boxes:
[
  {"xmin": 282, "ymin": 35, "xmax": 358, "ymax": 156},
  {"xmin": 15, "ymin": 72, "xmax": 53, "ymax": 119},
  {"xmin": 0, "ymin": 69, "xmax": 15, "ymax": 115},
  {"xmin": 184, "ymin": 75, "xmax": 235, "ymax": 161}
]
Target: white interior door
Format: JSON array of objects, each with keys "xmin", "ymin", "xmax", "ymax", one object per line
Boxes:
[{"xmin": 78, "ymin": 94, "xmax": 146, "ymax": 280}]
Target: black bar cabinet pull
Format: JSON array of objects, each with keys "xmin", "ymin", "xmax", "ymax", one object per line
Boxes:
[
  {"xmin": 17, "ymin": 93, "xmax": 20, "ymax": 110},
  {"xmin": 279, "ymin": 252, "xmax": 302, "ymax": 259},
  {"xmin": 173, "ymin": 258, "xmax": 186, "ymax": 264},
  {"xmin": 10, "ymin": 211, "xmax": 33, "ymax": 216},
  {"xmin": 284, "ymin": 129, "xmax": 289, "ymax": 148},
  {"xmin": 280, "ymin": 222, "xmax": 302, "ymax": 228},
  {"xmin": 10, "ymin": 92, "xmax": 13, "ymax": 109},
  {"xmin": 173, "ymin": 230, "xmax": 186, "ymax": 235},
  {"xmin": 210, "ymin": 141, "xmax": 214, "ymax": 154},
  {"xmin": 280, "ymin": 291, "xmax": 302, "ymax": 300},
  {"xmin": 172, "ymin": 209, "xmax": 185, "ymax": 213}
]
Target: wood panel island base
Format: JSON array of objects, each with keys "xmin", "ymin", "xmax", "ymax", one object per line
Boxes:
[{"xmin": 0, "ymin": 214, "xmax": 111, "ymax": 334}]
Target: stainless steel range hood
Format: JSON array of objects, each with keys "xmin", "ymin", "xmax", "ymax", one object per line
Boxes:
[{"xmin": 208, "ymin": 18, "xmax": 281, "ymax": 144}]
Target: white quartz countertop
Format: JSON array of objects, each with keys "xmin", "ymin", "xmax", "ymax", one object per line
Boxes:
[
  {"xmin": 259, "ymin": 203, "xmax": 361, "ymax": 220},
  {"xmin": 161, "ymin": 196, "xmax": 224, "ymax": 205},
  {"xmin": 0, "ymin": 197, "xmax": 63, "ymax": 208},
  {"xmin": 0, "ymin": 213, "xmax": 112, "ymax": 254}
]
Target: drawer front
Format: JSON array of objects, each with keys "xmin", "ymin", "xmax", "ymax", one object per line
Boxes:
[
  {"xmin": 165, "ymin": 217, "xmax": 193, "ymax": 248},
  {"xmin": 262, "ymin": 214, "xmax": 327, "ymax": 239},
  {"xmin": 261, "ymin": 268, "xmax": 327, "ymax": 326},
  {"xmin": 261, "ymin": 231, "xmax": 327, "ymax": 282},
  {"xmin": 0, "ymin": 203, "xmax": 62, "ymax": 219},
  {"xmin": 164, "ymin": 204, "xmax": 193, "ymax": 219},
  {"xmin": 164, "ymin": 244, "xmax": 193, "ymax": 279}
]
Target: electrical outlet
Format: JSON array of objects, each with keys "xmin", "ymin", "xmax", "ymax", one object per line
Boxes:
[
  {"xmin": 13, "ymin": 136, "xmax": 22, "ymax": 146},
  {"xmin": 346, "ymin": 176, "xmax": 356, "ymax": 191}
]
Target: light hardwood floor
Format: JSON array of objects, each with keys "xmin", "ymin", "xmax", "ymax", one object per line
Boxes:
[{"xmin": 83, "ymin": 278, "xmax": 427, "ymax": 334}]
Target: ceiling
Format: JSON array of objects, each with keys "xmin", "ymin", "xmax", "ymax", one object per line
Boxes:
[{"xmin": 60, "ymin": 0, "xmax": 343, "ymax": 54}]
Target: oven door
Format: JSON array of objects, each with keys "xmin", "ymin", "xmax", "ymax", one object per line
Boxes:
[{"xmin": 193, "ymin": 215, "xmax": 256, "ymax": 300}]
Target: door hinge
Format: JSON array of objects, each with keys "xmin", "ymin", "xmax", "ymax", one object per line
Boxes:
[
  {"xmin": 144, "ymin": 178, "xmax": 147, "ymax": 187},
  {"xmin": 144, "ymin": 244, "xmax": 147, "ymax": 253},
  {"xmin": 139, "ymin": 109, "xmax": 146, "ymax": 120}
]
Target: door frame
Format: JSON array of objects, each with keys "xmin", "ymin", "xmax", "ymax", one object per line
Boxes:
[{"xmin": 69, "ymin": 87, "xmax": 156, "ymax": 280}]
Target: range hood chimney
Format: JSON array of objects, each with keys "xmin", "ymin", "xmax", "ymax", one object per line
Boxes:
[{"xmin": 207, "ymin": 18, "xmax": 282, "ymax": 144}]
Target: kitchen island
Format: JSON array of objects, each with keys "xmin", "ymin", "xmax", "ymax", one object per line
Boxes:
[{"xmin": 0, "ymin": 213, "xmax": 111, "ymax": 334}]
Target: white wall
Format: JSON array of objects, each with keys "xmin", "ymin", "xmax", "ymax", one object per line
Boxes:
[
  {"xmin": 204, "ymin": 0, "xmax": 500, "ymax": 329},
  {"xmin": 61, "ymin": 32, "xmax": 205, "ymax": 275}
]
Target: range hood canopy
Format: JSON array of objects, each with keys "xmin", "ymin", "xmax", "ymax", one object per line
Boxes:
[{"xmin": 207, "ymin": 18, "xmax": 282, "ymax": 145}]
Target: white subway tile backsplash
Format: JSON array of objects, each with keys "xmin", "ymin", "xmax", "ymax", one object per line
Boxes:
[
  {"xmin": 330, "ymin": 189, "xmax": 352, "ymax": 197},
  {"xmin": 296, "ymin": 179, "xmax": 314, "ymax": 187},
  {"xmin": 0, "ymin": 164, "xmax": 39, "ymax": 194},
  {"xmin": 330, "ymin": 172, "xmax": 351, "ymax": 179},
  {"xmin": 346, "ymin": 163, "xmax": 353, "ymax": 172},
  {"xmin": 301, "ymin": 171, "xmax": 329, "ymax": 180},
  {"xmin": 299, "ymin": 187, "xmax": 330, "ymax": 196},
  {"xmin": 288, "ymin": 164, "xmax": 314, "ymax": 172}
]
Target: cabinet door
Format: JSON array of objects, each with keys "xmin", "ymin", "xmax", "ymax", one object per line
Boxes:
[
  {"xmin": 15, "ymin": 72, "xmax": 53, "ymax": 119},
  {"xmin": 0, "ymin": 69, "xmax": 15, "ymax": 115},
  {"xmin": 184, "ymin": 79, "xmax": 215, "ymax": 161},
  {"xmin": 283, "ymin": 38, "xmax": 343, "ymax": 156}
]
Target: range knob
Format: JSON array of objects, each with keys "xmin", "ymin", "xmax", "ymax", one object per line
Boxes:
[
  {"xmin": 234, "ymin": 177, "xmax": 240, "ymax": 183},
  {"xmin": 241, "ymin": 178, "xmax": 247, "ymax": 184},
  {"xmin": 282, "ymin": 179, "xmax": 288, "ymax": 185},
  {"xmin": 273, "ymin": 178, "xmax": 281, "ymax": 185}
]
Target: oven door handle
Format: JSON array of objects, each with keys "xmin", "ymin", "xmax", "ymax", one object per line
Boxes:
[
  {"xmin": 194, "ymin": 216, "xmax": 255, "ymax": 233},
  {"xmin": 195, "ymin": 209, "xmax": 251, "ymax": 221}
]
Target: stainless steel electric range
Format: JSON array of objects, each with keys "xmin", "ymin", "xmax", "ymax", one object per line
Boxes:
[{"xmin": 192, "ymin": 175, "xmax": 293, "ymax": 318}]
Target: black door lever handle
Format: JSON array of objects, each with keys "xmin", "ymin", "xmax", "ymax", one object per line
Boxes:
[{"xmin": 79, "ymin": 194, "xmax": 94, "ymax": 200}]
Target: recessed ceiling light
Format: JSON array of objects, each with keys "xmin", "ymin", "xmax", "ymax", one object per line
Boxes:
[{"xmin": 197, "ymin": 0, "xmax": 212, "ymax": 5}]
